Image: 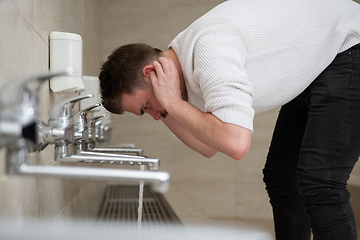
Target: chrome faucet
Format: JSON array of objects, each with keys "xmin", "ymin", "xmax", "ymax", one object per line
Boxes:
[
  {"xmin": 71, "ymin": 104, "xmax": 157, "ymax": 170},
  {"xmin": 38, "ymin": 96, "xmax": 159, "ymax": 170},
  {"xmin": 73, "ymin": 103, "xmax": 101, "ymax": 149},
  {"xmin": 1, "ymin": 69, "xmax": 74, "ymax": 173},
  {"xmin": 86, "ymin": 112, "xmax": 144, "ymax": 155},
  {"xmin": 36, "ymin": 94, "xmax": 94, "ymax": 151},
  {"xmin": 0, "ymin": 68, "xmax": 75, "ymax": 151},
  {"xmin": 0, "ymin": 70, "xmax": 169, "ymax": 192},
  {"xmin": 84, "ymin": 112, "xmax": 136, "ymax": 149}
]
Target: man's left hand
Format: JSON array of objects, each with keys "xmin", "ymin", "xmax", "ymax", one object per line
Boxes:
[{"xmin": 149, "ymin": 57, "xmax": 183, "ymax": 112}]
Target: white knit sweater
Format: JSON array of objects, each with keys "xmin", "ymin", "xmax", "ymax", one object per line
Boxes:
[{"xmin": 169, "ymin": 0, "xmax": 360, "ymax": 132}]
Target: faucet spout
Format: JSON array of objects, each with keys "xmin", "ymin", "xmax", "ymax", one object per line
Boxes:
[
  {"xmin": 57, "ymin": 151, "xmax": 160, "ymax": 171},
  {"xmin": 98, "ymin": 143, "xmax": 136, "ymax": 149},
  {"xmin": 88, "ymin": 147, "xmax": 144, "ymax": 156}
]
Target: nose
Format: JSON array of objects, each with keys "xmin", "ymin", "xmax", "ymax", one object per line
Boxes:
[{"xmin": 146, "ymin": 109, "xmax": 161, "ymax": 121}]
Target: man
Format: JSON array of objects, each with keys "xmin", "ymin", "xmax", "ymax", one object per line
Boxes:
[{"xmin": 99, "ymin": 0, "xmax": 360, "ymax": 239}]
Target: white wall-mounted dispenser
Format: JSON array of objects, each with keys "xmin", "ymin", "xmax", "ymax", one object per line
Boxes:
[
  {"xmin": 80, "ymin": 75, "xmax": 100, "ymax": 109},
  {"xmin": 80, "ymin": 75, "xmax": 109, "ymax": 117},
  {"xmin": 49, "ymin": 31, "xmax": 85, "ymax": 94}
]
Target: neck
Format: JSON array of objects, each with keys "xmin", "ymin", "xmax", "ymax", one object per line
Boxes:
[{"xmin": 162, "ymin": 48, "xmax": 187, "ymax": 101}]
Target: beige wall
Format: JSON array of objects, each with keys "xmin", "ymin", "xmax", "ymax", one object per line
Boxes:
[
  {"xmin": 0, "ymin": 0, "xmax": 104, "ymax": 221},
  {"xmin": 0, "ymin": 0, "xmax": 274, "ymax": 224},
  {"xmin": 1, "ymin": 0, "xmax": 359, "ymax": 226}
]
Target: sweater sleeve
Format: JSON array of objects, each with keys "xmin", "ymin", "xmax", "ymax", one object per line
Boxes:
[{"xmin": 193, "ymin": 23, "xmax": 255, "ymax": 131}]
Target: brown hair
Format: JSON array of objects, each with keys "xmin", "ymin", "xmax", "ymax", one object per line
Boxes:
[{"xmin": 99, "ymin": 43, "xmax": 162, "ymax": 114}]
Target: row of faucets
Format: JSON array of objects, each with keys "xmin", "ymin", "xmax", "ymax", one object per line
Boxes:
[{"xmin": 0, "ymin": 69, "xmax": 170, "ymax": 192}]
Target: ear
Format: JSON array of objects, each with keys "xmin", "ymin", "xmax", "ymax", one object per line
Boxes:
[{"xmin": 142, "ymin": 65, "xmax": 155, "ymax": 76}]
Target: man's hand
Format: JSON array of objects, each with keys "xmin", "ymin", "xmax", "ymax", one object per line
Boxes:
[
  {"xmin": 149, "ymin": 57, "xmax": 251, "ymax": 161},
  {"xmin": 149, "ymin": 57, "xmax": 183, "ymax": 111}
]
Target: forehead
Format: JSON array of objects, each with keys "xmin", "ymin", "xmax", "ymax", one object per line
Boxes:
[{"xmin": 120, "ymin": 88, "xmax": 149, "ymax": 115}]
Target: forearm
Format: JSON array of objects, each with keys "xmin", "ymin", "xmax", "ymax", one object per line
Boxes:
[
  {"xmin": 162, "ymin": 115, "xmax": 217, "ymax": 158},
  {"xmin": 149, "ymin": 57, "xmax": 251, "ymax": 160},
  {"xmin": 167, "ymin": 100, "xmax": 252, "ymax": 160}
]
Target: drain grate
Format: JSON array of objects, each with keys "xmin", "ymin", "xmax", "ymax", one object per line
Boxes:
[{"xmin": 98, "ymin": 185, "xmax": 181, "ymax": 228}]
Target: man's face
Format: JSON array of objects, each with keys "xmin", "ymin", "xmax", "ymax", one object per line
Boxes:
[{"xmin": 120, "ymin": 87, "xmax": 167, "ymax": 120}]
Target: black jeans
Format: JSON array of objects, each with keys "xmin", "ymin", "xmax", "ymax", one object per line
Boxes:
[{"xmin": 263, "ymin": 43, "xmax": 360, "ymax": 240}]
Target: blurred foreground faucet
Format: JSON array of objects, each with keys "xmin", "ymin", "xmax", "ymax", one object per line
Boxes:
[
  {"xmin": 74, "ymin": 104, "xmax": 146, "ymax": 156},
  {"xmin": 0, "ymin": 70, "xmax": 169, "ymax": 192},
  {"xmin": 37, "ymin": 97, "xmax": 159, "ymax": 170},
  {"xmin": 75, "ymin": 104, "xmax": 143, "ymax": 155}
]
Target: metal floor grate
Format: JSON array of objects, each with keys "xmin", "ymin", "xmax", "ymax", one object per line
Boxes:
[{"xmin": 98, "ymin": 185, "xmax": 181, "ymax": 228}]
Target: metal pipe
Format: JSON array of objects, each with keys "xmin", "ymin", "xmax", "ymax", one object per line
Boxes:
[{"xmin": 17, "ymin": 163, "xmax": 170, "ymax": 193}]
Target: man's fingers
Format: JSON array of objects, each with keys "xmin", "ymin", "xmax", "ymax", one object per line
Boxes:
[
  {"xmin": 149, "ymin": 71, "xmax": 158, "ymax": 85},
  {"xmin": 158, "ymin": 57, "xmax": 169, "ymax": 68},
  {"xmin": 152, "ymin": 58, "xmax": 179, "ymax": 90},
  {"xmin": 153, "ymin": 60, "xmax": 162, "ymax": 72},
  {"xmin": 152, "ymin": 60, "xmax": 165, "ymax": 79},
  {"xmin": 157, "ymin": 57, "xmax": 173, "ymax": 75}
]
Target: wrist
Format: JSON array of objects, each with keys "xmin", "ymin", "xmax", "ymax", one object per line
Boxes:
[{"xmin": 166, "ymin": 98, "xmax": 187, "ymax": 117}]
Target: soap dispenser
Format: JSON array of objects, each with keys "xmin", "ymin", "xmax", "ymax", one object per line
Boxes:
[{"xmin": 49, "ymin": 31, "xmax": 85, "ymax": 94}]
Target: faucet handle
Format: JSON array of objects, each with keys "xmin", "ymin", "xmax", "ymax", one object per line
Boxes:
[
  {"xmin": 74, "ymin": 103, "xmax": 101, "ymax": 130},
  {"xmin": 0, "ymin": 69, "xmax": 75, "ymax": 150},
  {"xmin": 88, "ymin": 115, "xmax": 106, "ymax": 133},
  {"xmin": 0, "ymin": 68, "xmax": 75, "ymax": 107},
  {"xmin": 73, "ymin": 103, "xmax": 101, "ymax": 144},
  {"xmin": 48, "ymin": 94, "xmax": 94, "ymax": 120},
  {"xmin": 89, "ymin": 115, "xmax": 106, "ymax": 125},
  {"xmin": 88, "ymin": 115, "xmax": 106, "ymax": 145},
  {"xmin": 78, "ymin": 103, "xmax": 102, "ymax": 116}
]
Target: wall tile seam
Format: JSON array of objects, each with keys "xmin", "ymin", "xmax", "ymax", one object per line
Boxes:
[
  {"xmin": 172, "ymin": 184, "xmax": 214, "ymax": 217},
  {"xmin": 9, "ymin": 0, "xmax": 48, "ymax": 46},
  {"xmin": 51, "ymin": 182, "xmax": 88, "ymax": 223}
]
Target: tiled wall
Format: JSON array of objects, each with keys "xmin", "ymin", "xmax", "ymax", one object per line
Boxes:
[
  {"xmin": 1, "ymin": 0, "xmax": 359, "ymax": 226},
  {"xmin": 0, "ymin": 0, "xmax": 104, "ymax": 221}
]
